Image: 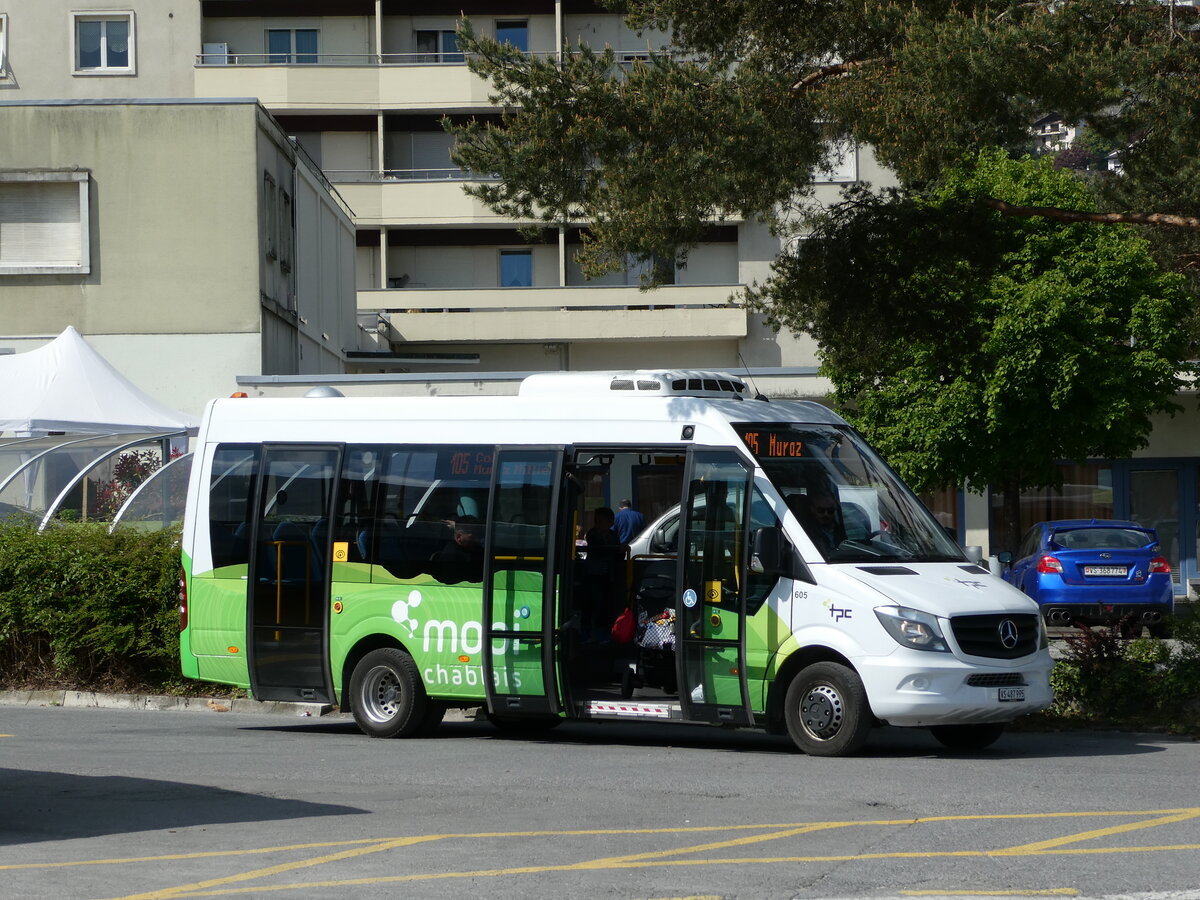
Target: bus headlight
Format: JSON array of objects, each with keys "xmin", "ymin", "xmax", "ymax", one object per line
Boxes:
[{"xmin": 874, "ymin": 606, "xmax": 949, "ymax": 652}]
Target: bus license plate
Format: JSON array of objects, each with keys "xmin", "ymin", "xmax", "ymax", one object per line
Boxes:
[{"xmin": 998, "ymin": 687, "xmax": 1025, "ymax": 702}]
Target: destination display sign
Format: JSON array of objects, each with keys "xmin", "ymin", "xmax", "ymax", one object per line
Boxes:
[{"xmin": 736, "ymin": 427, "xmax": 807, "ymax": 459}]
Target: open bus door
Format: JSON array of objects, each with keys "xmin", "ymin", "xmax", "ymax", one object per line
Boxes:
[
  {"xmin": 246, "ymin": 444, "xmax": 338, "ymax": 704},
  {"xmin": 482, "ymin": 446, "xmax": 567, "ymax": 718},
  {"xmin": 674, "ymin": 448, "xmax": 755, "ymax": 725}
]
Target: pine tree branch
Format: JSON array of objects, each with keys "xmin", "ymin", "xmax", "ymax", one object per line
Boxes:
[
  {"xmin": 791, "ymin": 58, "xmax": 885, "ymax": 94},
  {"xmin": 981, "ymin": 197, "xmax": 1200, "ymax": 229}
]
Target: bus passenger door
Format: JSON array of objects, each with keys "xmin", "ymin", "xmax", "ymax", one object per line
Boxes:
[
  {"xmin": 674, "ymin": 448, "xmax": 755, "ymax": 725},
  {"xmin": 482, "ymin": 447, "xmax": 566, "ymax": 718},
  {"xmin": 247, "ymin": 444, "xmax": 339, "ymax": 704}
]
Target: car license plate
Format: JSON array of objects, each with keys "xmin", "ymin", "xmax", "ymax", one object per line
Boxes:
[
  {"xmin": 998, "ymin": 687, "xmax": 1025, "ymax": 702},
  {"xmin": 1084, "ymin": 565, "xmax": 1127, "ymax": 577}
]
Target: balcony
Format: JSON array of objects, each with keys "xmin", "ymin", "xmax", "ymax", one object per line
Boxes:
[
  {"xmin": 360, "ymin": 284, "xmax": 747, "ymax": 344},
  {"xmin": 193, "ymin": 53, "xmax": 542, "ymax": 113},
  {"xmin": 332, "ymin": 173, "xmax": 510, "ymax": 226}
]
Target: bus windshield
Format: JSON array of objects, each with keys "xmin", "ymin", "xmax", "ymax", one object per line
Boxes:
[{"xmin": 735, "ymin": 423, "xmax": 964, "ymax": 563}]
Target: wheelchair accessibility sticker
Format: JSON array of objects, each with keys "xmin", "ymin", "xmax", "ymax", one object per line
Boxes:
[{"xmin": 682, "ymin": 588, "xmax": 698, "ymax": 608}]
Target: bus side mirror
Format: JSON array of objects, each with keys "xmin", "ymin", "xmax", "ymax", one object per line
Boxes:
[{"xmin": 751, "ymin": 525, "xmax": 784, "ymax": 575}]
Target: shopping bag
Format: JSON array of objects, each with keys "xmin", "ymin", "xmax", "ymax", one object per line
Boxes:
[{"xmin": 611, "ymin": 606, "xmax": 636, "ymax": 644}]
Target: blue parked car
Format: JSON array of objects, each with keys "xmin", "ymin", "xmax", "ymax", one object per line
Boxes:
[{"xmin": 998, "ymin": 519, "xmax": 1173, "ymax": 636}]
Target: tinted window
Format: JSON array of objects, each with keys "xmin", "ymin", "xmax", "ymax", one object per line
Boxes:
[{"xmin": 208, "ymin": 445, "xmax": 259, "ymax": 575}]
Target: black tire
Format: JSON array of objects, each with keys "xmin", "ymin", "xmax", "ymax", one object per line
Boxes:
[
  {"xmin": 783, "ymin": 662, "xmax": 872, "ymax": 757},
  {"xmin": 620, "ymin": 667, "xmax": 635, "ymax": 700},
  {"xmin": 486, "ymin": 713, "xmax": 563, "ymax": 737},
  {"xmin": 349, "ymin": 647, "xmax": 428, "ymax": 739},
  {"xmin": 1149, "ymin": 621, "xmax": 1174, "ymax": 640},
  {"xmin": 929, "ymin": 722, "xmax": 1006, "ymax": 751}
]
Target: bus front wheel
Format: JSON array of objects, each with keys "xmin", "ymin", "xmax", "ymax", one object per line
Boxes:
[
  {"xmin": 349, "ymin": 648, "xmax": 429, "ymax": 739},
  {"xmin": 783, "ymin": 662, "xmax": 872, "ymax": 757}
]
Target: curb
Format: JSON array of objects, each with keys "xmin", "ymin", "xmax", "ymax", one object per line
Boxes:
[
  {"xmin": 0, "ymin": 689, "xmax": 334, "ymax": 717},
  {"xmin": 0, "ymin": 689, "xmax": 478, "ymax": 722}
]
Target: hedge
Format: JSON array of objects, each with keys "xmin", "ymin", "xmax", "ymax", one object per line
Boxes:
[{"xmin": 0, "ymin": 517, "xmax": 182, "ymax": 691}]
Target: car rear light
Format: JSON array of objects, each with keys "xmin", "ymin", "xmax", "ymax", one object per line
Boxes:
[
  {"xmin": 179, "ymin": 567, "xmax": 188, "ymax": 631},
  {"xmin": 1149, "ymin": 556, "xmax": 1171, "ymax": 574},
  {"xmin": 1036, "ymin": 555, "xmax": 1064, "ymax": 574}
]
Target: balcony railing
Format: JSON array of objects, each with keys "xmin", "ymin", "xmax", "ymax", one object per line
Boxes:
[
  {"xmin": 195, "ymin": 51, "xmax": 562, "ymax": 67},
  {"xmin": 325, "ymin": 168, "xmax": 500, "ymax": 183},
  {"xmin": 195, "ymin": 49, "xmax": 659, "ymax": 67}
]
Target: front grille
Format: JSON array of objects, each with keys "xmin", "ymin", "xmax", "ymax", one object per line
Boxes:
[
  {"xmin": 966, "ymin": 673, "xmax": 1027, "ymax": 687},
  {"xmin": 950, "ymin": 613, "xmax": 1040, "ymax": 659}
]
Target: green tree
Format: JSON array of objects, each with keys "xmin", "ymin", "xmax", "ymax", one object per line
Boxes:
[
  {"xmin": 452, "ymin": 0, "xmax": 1200, "ymax": 283},
  {"xmin": 747, "ymin": 151, "xmax": 1193, "ymax": 549},
  {"xmin": 450, "ymin": 2, "xmax": 1199, "ymax": 540}
]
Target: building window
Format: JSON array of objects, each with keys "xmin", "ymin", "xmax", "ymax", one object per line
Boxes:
[
  {"xmin": 495, "ymin": 21, "xmax": 528, "ymax": 52},
  {"xmin": 0, "ymin": 171, "xmax": 91, "ymax": 275},
  {"xmin": 414, "ymin": 30, "xmax": 463, "ymax": 64},
  {"xmin": 267, "ymin": 28, "xmax": 318, "ymax": 64},
  {"xmin": 72, "ymin": 12, "xmax": 135, "ymax": 74},
  {"xmin": 500, "ymin": 249, "xmax": 532, "ymax": 287},
  {"xmin": 279, "ymin": 189, "xmax": 294, "ymax": 272},
  {"xmin": 0, "ymin": 15, "xmax": 9, "ymax": 77},
  {"xmin": 813, "ymin": 139, "xmax": 857, "ymax": 183},
  {"xmin": 263, "ymin": 173, "xmax": 278, "ymax": 260}
]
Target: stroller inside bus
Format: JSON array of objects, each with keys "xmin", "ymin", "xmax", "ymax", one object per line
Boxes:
[{"xmin": 617, "ymin": 564, "xmax": 678, "ymax": 699}]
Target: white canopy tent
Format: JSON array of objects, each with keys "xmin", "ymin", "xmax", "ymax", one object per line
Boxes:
[{"xmin": 0, "ymin": 326, "xmax": 199, "ymax": 435}]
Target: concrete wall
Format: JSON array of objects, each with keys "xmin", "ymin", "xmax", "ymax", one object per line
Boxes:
[
  {"xmin": 0, "ymin": 99, "xmax": 359, "ymax": 418},
  {"xmin": 0, "ymin": 101, "xmax": 262, "ymax": 338},
  {"xmin": 1, "ymin": 0, "xmax": 200, "ymax": 99},
  {"xmin": 201, "ymin": 16, "xmax": 373, "ymax": 61}
]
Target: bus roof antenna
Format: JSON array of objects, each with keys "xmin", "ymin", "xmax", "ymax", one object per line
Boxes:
[{"xmin": 737, "ymin": 352, "xmax": 769, "ymax": 402}]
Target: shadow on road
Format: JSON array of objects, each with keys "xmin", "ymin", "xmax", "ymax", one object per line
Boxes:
[
  {"xmin": 0, "ymin": 769, "xmax": 365, "ymax": 845},
  {"xmin": 237, "ymin": 716, "xmax": 1176, "ymax": 761}
]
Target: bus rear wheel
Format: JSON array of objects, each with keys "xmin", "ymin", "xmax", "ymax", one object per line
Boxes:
[
  {"xmin": 349, "ymin": 648, "xmax": 429, "ymax": 739},
  {"xmin": 783, "ymin": 662, "xmax": 872, "ymax": 757}
]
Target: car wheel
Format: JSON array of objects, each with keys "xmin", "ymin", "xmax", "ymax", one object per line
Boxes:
[
  {"xmin": 349, "ymin": 647, "xmax": 428, "ymax": 739},
  {"xmin": 783, "ymin": 662, "xmax": 872, "ymax": 757},
  {"xmin": 929, "ymin": 722, "xmax": 1006, "ymax": 751},
  {"xmin": 1149, "ymin": 621, "xmax": 1174, "ymax": 640}
]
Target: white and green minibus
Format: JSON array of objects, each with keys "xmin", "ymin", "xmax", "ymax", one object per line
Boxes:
[{"xmin": 179, "ymin": 370, "xmax": 1053, "ymax": 756}]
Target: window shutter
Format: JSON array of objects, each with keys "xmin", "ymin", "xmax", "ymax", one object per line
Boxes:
[{"xmin": 0, "ymin": 181, "xmax": 82, "ymax": 267}]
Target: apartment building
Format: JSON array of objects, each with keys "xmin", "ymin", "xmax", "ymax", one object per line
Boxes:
[
  {"xmin": 0, "ymin": 2, "xmax": 357, "ymax": 416},
  {"xmin": 186, "ymin": 0, "xmax": 887, "ymax": 386}
]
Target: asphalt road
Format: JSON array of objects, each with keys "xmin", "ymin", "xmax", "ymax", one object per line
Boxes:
[{"xmin": 2, "ymin": 703, "xmax": 1200, "ymax": 900}]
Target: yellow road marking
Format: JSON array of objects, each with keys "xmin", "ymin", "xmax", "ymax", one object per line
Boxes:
[
  {"xmin": 995, "ymin": 808, "xmax": 1200, "ymax": 855},
  {"xmin": 8, "ymin": 808, "xmax": 1196, "ymax": 874},
  {"xmin": 57, "ymin": 809, "xmax": 1195, "ymax": 899},
  {"xmin": 570, "ymin": 822, "xmax": 854, "ymax": 868},
  {"xmin": 0, "ymin": 839, "xmax": 399, "ymax": 871},
  {"xmin": 114, "ymin": 835, "xmax": 448, "ymax": 900},
  {"xmin": 115, "ymin": 844, "xmax": 1200, "ymax": 898},
  {"xmin": 902, "ymin": 892, "xmax": 1079, "ymax": 897}
]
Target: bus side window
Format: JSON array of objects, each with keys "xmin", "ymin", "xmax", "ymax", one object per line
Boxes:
[
  {"xmin": 367, "ymin": 446, "xmax": 492, "ymax": 583},
  {"xmin": 208, "ymin": 445, "xmax": 260, "ymax": 576},
  {"xmin": 746, "ymin": 488, "xmax": 786, "ymax": 615},
  {"xmin": 335, "ymin": 446, "xmax": 380, "ymax": 565}
]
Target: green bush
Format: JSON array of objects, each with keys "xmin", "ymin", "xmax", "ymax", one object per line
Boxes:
[
  {"xmin": 1048, "ymin": 615, "xmax": 1200, "ymax": 733},
  {"xmin": 0, "ymin": 517, "xmax": 182, "ymax": 691}
]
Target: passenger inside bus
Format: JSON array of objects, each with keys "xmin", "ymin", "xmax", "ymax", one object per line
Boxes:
[
  {"xmin": 429, "ymin": 515, "xmax": 484, "ymax": 584},
  {"xmin": 787, "ymin": 489, "xmax": 845, "ymax": 557}
]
